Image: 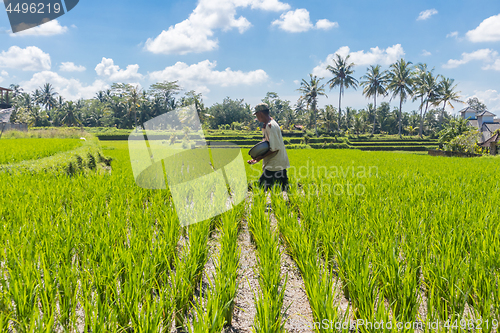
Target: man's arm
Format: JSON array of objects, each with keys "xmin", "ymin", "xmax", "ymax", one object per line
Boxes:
[{"xmin": 247, "ymin": 149, "xmax": 278, "ymax": 164}]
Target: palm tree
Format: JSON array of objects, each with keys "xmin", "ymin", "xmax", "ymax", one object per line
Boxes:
[
  {"xmin": 126, "ymin": 85, "xmax": 142, "ymax": 131},
  {"xmin": 412, "ymin": 64, "xmax": 428, "ymax": 137},
  {"xmin": 416, "ymin": 71, "xmax": 441, "ymax": 137},
  {"xmin": 360, "ymin": 65, "xmax": 387, "ymax": 135},
  {"xmin": 9, "ymin": 84, "xmax": 23, "ymax": 99},
  {"xmin": 320, "ymin": 104, "xmax": 338, "ymax": 133},
  {"xmin": 326, "ymin": 54, "xmax": 358, "ymax": 131},
  {"xmin": 38, "ymin": 83, "xmax": 58, "ymax": 110},
  {"xmin": 436, "ymin": 78, "xmax": 463, "ymax": 128},
  {"xmin": 387, "ymin": 59, "xmax": 414, "ymax": 138},
  {"xmin": 297, "ymin": 74, "xmax": 327, "ymax": 137},
  {"xmin": 345, "ymin": 106, "xmax": 355, "ymax": 130},
  {"xmin": 61, "ymin": 101, "xmax": 81, "ymax": 127}
]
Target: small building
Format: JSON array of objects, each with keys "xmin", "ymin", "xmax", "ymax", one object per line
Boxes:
[
  {"xmin": 0, "ymin": 86, "xmax": 12, "ymax": 109},
  {"xmin": 479, "ymin": 132, "xmax": 499, "ymax": 155},
  {"xmin": 0, "ymin": 86, "xmax": 27, "ymax": 133},
  {"xmin": 460, "ymin": 106, "xmax": 500, "ymax": 143}
]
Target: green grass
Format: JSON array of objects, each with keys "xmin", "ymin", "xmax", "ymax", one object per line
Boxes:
[
  {"xmin": 0, "ymin": 138, "xmax": 83, "ymax": 164},
  {"xmin": 0, "ymin": 137, "xmax": 499, "ymax": 330}
]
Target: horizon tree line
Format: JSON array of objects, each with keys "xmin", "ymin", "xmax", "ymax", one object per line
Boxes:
[
  {"xmin": 2, "ymin": 59, "xmax": 487, "ymax": 137},
  {"xmin": 298, "ymin": 56, "xmax": 466, "ymax": 138}
]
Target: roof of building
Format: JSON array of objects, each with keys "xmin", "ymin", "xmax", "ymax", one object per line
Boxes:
[
  {"xmin": 0, "ymin": 87, "xmax": 12, "ymax": 92},
  {"xmin": 478, "ymin": 110, "xmax": 496, "ymax": 117},
  {"xmin": 483, "ymin": 122, "xmax": 500, "ymax": 133},
  {"xmin": 467, "ymin": 119, "xmax": 479, "ymax": 129},
  {"xmin": 0, "ymin": 108, "xmax": 13, "ymax": 123},
  {"xmin": 479, "ymin": 133, "xmax": 499, "ymax": 147},
  {"xmin": 459, "ymin": 106, "xmax": 481, "ymax": 114}
]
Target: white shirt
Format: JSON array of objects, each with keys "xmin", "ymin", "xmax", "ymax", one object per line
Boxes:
[{"xmin": 262, "ymin": 118, "xmax": 290, "ymax": 171}]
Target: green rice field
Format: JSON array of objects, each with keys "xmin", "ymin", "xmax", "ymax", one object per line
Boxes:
[
  {"xmin": 0, "ymin": 138, "xmax": 499, "ymax": 332},
  {"xmin": 0, "ymin": 138, "xmax": 83, "ymax": 165}
]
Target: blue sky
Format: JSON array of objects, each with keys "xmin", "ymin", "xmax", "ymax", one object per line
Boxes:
[{"xmin": 1, "ymin": 0, "xmax": 499, "ymax": 114}]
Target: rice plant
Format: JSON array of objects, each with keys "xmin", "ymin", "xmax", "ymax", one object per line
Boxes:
[{"xmin": 249, "ymin": 188, "xmax": 288, "ymax": 333}]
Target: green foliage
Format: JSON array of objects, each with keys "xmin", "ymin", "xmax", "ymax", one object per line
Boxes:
[
  {"xmin": 442, "ymin": 130, "xmax": 482, "ymax": 154},
  {"xmin": 438, "ymin": 116, "xmax": 472, "ymax": 144},
  {"xmin": 0, "ymin": 138, "xmax": 82, "ymax": 164},
  {"xmin": 207, "ymin": 97, "xmax": 252, "ymax": 129}
]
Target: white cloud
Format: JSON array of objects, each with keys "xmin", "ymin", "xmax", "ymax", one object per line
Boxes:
[
  {"xmin": 148, "ymin": 60, "xmax": 268, "ymax": 94},
  {"xmin": 144, "ymin": 0, "xmax": 290, "ymax": 55},
  {"xmin": 312, "ymin": 44, "xmax": 405, "ymax": 77},
  {"xmin": 466, "ymin": 14, "xmax": 500, "ymax": 42},
  {"xmin": 95, "ymin": 57, "xmax": 143, "ymax": 82},
  {"xmin": 10, "ymin": 20, "xmax": 68, "ymax": 36},
  {"xmin": 466, "ymin": 90, "xmax": 500, "ymax": 113},
  {"xmin": 272, "ymin": 9, "xmax": 313, "ymax": 32},
  {"xmin": 482, "ymin": 59, "xmax": 500, "ymax": 71},
  {"xmin": 293, "ymin": 79, "xmax": 300, "ymax": 85},
  {"xmin": 59, "ymin": 62, "xmax": 86, "ymax": 72},
  {"xmin": 271, "ymin": 9, "xmax": 337, "ymax": 32},
  {"xmin": 315, "ymin": 19, "xmax": 338, "ymax": 30},
  {"xmin": 422, "ymin": 50, "xmax": 432, "ymax": 56},
  {"xmin": 417, "ymin": 9, "xmax": 438, "ymax": 21},
  {"xmin": 446, "ymin": 31, "xmax": 459, "ymax": 39},
  {"xmin": 21, "ymin": 71, "xmax": 109, "ymax": 101},
  {"xmin": 443, "ymin": 49, "xmax": 499, "ymax": 68},
  {"xmin": 0, "ymin": 46, "xmax": 51, "ymax": 71}
]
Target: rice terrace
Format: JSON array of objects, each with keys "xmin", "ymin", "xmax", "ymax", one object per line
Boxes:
[
  {"xmin": 1, "ymin": 7, "xmax": 500, "ymax": 327},
  {"xmin": 0, "ymin": 122, "xmax": 499, "ymax": 332}
]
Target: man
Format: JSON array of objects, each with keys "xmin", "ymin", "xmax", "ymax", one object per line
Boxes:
[{"xmin": 247, "ymin": 103, "xmax": 290, "ymax": 191}]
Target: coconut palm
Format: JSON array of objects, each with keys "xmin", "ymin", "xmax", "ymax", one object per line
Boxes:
[
  {"xmin": 360, "ymin": 65, "xmax": 387, "ymax": 135},
  {"xmin": 297, "ymin": 74, "xmax": 327, "ymax": 137},
  {"xmin": 320, "ymin": 104, "xmax": 338, "ymax": 133},
  {"xmin": 412, "ymin": 64, "xmax": 429, "ymax": 136},
  {"xmin": 417, "ymin": 71, "xmax": 441, "ymax": 137},
  {"xmin": 61, "ymin": 101, "xmax": 82, "ymax": 127},
  {"xmin": 436, "ymin": 78, "xmax": 463, "ymax": 128},
  {"xmin": 9, "ymin": 84, "xmax": 23, "ymax": 99},
  {"xmin": 326, "ymin": 54, "xmax": 358, "ymax": 131},
  {"xmin": 387, "ymin": 59, "xmax": 414, "ymax": 138},
  {"xmin": 38, "ymin": 83, "xmax": 58, "ymax": 110}
]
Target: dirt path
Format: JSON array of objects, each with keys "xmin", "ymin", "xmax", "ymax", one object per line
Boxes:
[{"xmin": 224, "ymin": 214, "xmax": 259, "ymax": 332}]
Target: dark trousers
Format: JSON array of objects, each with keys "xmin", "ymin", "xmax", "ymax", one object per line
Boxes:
[{"xmin": 259, "ymin": 169, "xmax": 288, "ymax": 191}]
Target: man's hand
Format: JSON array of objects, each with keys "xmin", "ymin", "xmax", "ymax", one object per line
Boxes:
[{"xmin": 247, "ymin": 157, "xmax": 261, "ymax": 165}]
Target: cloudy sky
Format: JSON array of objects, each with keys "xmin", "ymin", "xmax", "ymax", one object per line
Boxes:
[{"xmin": 0, "ymin": 0, "xmax": 499, "ymax": 113}]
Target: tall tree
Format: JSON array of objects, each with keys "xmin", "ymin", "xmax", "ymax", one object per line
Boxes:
[
  {"xmin": 416, "ymin": 71, "xmax": 441, "ymax": 137},
  {"xmin": 360, "ymin": 65, "xmax": 387, "ymax": 135},
  {"xmin": 38, "ymin": 83, "xmax": 58, "ymax": 110},
  {"xmin": 297, "ymin": 74, "xmax": 327, "ymax": 137},
  {"xmin": 387, "ymin": 58, "xmax": 414, "ymax": 138},
  {"xmin": 412, "ymin": 63, "xmax": 429, "ymax": 137},
  {"xmin": 466, "ymin": 97, "xmax": 487, "ymax": 112},
  {"xmin": 126, "ymin": 85, "xmax": 142, "ymax": 131},
  {"xmin": 61, "ymin": 101, "xmax": 82, "ymax": 127},
  {"xmin": 149, "ymin": 81, "xmax": 182, "ymax": 113},
  {"xmin": 9, "ymin": 84, "xmax": 23, "ymax": 99},
  {"xmin": 436, "ymin": 78, "xmax": 463, "ymax": 127},
  {"xmin": 326, "ymin": 54, "xmax": 358, "ymax": 131},
  {"xmin": 320, "ymin": 105, "xmax": 338, "ymax": 133}
]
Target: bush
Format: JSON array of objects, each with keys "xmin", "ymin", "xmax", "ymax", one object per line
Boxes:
[{"xmin": 443, "ymin": 130, "xmax": 482, "ymax": 154}]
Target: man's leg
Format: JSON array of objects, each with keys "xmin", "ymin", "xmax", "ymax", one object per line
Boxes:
[{"xmin": 259, "ymin": 169, "xmax": 275, "ymax": 191}]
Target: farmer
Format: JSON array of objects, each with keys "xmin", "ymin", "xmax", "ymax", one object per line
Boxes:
[{"xmin": 247, "ymin": 103, "xmax": 290, "ymax": 191}]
